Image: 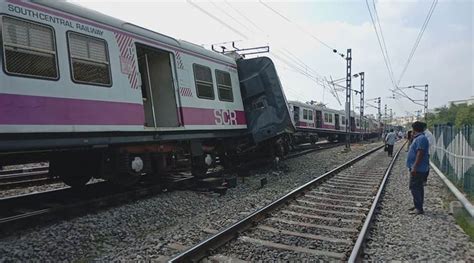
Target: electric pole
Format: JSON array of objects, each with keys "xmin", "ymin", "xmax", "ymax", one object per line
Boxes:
[
  {"xmin": 345, "ymin": 49, "xmax": 352, "ymax": 150},
  {"xmin": 384, "ymin": 104, "xmax": 387, "ymax": 132},
  {"xmin": 389, "ymin": 109, "xmax": 393, "ymax": 125},
  {"xmin": 359, "ymin": 72, "xmax": 364, "ymax": 139},
  {"xmin": 424, "ymin": 84, "xmax": 429, "ymax": 121},
  {"xmin": 377, "ymin": 97, "xmax": 381, "ymax": 125},
  {"xmin": 377, "ymin": 97, "xmax": 381, "ymax": 138},
  {"xmin": 415, "ymin": 110, "xmax": 421, "ymax": 120}
]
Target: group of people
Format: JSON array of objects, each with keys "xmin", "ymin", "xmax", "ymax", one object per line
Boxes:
[{"xmin": 384, "ymin": 121, "xmax": 435, "ymax": 215}]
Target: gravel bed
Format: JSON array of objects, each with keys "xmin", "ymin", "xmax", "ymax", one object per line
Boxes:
[
  {"xmin": 318, "ymin": 186, "xmax": 377, "ymax": 195},
  {"xmin": 287, "ymin": 205, "xmax": 365, "ymax": 220},
  {"xmin": 0, "ymin": 141, "xmax": 381, "ymax": 261},
  {"xmin": 244, "ymin": 228, "xmax": 350, "ymax": 253},
  {"xmin": 272, "ymin": 210, "xmax": 358, "ymax": 229},
  {"xmin": 301, "ymin": 195, "xmax": 371, "ymax": 207},
  {"xmin": 260, "ymin": 217, "xmax": 356, "ymax": 239},
  {"xmin": 295, "ymin": 199, "xmax": 369, "ymax": 213},
  {"xmin": 218, "ymin": 239, "xmax": 335, "ymax": 262},
  {"xmin": 364, "ymin": 150, "xmax": 474, "ymax": 261}
]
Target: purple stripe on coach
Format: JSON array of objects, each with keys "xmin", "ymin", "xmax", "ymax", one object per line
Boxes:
[{"xmin": 0, "ymin": 93, "xmax": 144, "ymax": 125}]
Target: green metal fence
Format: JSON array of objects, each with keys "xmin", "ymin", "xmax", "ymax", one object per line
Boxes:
[{"xmin": 431, "ymin": 124, "xmax": 474, "ymax": 195}]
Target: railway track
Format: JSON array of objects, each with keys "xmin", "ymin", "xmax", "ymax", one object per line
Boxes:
[
  {"xmin": 0, "ymin": 142, "xmax": 340, "ymax": 190},
  {"xmin": 0, "ymin": 140, "xmax": 347, "ymax": 235},
  {"xmin": 0, "ymin": 165, "xmax": 55, "ymax": 188},
  {"xmin": 168, "ymin": 142, "xmax": 404, "ymax": 262}
]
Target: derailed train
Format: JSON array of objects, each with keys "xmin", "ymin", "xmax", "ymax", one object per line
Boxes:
[
  {"xmin": 0, "ymin": 1, "xmax": 380, "ymax": 187},
  {"xmin": 288, "ymin": 101, "xmax": 381, "ymax": 144}
]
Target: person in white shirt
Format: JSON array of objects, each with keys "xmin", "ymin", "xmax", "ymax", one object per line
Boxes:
[
  {"xmin": 424, "ymin": 129, "xmax": 435, "ymax": 154},
  {"xmin": 422, "ymin": 124, "xmax": 435, "ymax": 184},
  {"xmin": 384, "ymin": 129, "xmax": 397, "ymax": 157}
]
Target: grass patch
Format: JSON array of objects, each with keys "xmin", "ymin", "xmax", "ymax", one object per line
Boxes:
[{"xmin": 454, "ymin": 209, "xmax": 474, "ymax": 241}]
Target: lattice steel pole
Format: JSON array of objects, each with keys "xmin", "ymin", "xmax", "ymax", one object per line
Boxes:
[
  {"xmin": 424, "ymin": 84, "xmax": 429, "ymax": 121},
  {"xmin": 345, "ymin": 49, "xmax": 352, "ymax": 149},
  {"xmin": 359, "ymin": 72, "xmax": 364, "ymax": 138},
  {"xmin": 377, "ymin": 97, "xmax": 381, "ymax": 124},
  {"xmin": 377, "ymin": 97, "xmax": 381, "ymax": 138},
  {"xmin": 389, "ymin": 109, "xmax": 393, "ymax": 124}
]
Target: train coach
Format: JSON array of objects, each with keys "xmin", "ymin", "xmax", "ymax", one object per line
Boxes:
[
  {"xmin": 0, "ymin": 0, "xmax": 294, "ymax": 187},
  {"xmin": 288, "ymin": 100, "xmax": 381, "ymax": 143}
]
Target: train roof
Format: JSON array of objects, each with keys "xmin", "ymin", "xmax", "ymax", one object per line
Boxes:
[
  {"xmin": 34, "ymin": 0, "xmax": 236, "ymax": 66},
  {"xmin": 288, "ymin": 100, "xmax": 364, "ymax": 117}
]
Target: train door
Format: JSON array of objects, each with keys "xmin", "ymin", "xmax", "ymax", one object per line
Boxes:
[
  {"xmin": 136, "ymin": 44, "xmax": 179, "ymax": 127},
  {"xmin": 315, "ymin": 110, "xmax": 322, "ymax": 128},
  {"xmin": 335, "ymin": 114, "xmax": 340, "ymax": 130},
  {"xmin": 293, "ymin": 106, "xmax": 300, "ymax": 124}
]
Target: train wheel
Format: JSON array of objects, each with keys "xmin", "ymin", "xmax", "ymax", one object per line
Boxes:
[
  {"xmin": 110, "ymin": 172, "xmax": 140, "ymax": 187},
  {"xmin": 50, "ymin": 154, "xmax": 95, "ymax": 188},
  {"xmin": 274, "ymin": 140, "xmax": 286, "ymax": 158},
  {"xmin": 109, "ymin": 155, "xmax": 144, "ymax": 187},
  {"xmin": 61, "ymin": 173, "xmax": 92, "ymax": 188},
  {"xmin": 191, "ymin": 156, "xmax": 208, "ymax": 178}
]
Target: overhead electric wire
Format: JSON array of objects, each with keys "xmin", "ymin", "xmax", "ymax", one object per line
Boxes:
[
  {"xmin": 221, "ymin": 1, "xmax": 335, "ymax": 98},
  {"xmin": 224, "ymin": 0, "xmax": 267, "ymax": 34},
  {"xmin": 372, "ymin": 0, "xmax": 396, "ymax": 87},
  {"xmin": 278, "ymin": 49, "xmax": 324, "ymax": 79},
  {"xmin": 280, "ymin": 48, "xmax": 324, "ymax": 78},
  {"xmin": 259, "ymin": 0, "xmax": 338, "ymax": 52},
  {"xmin": 365, "ymin": 0, "xmax": 397, "ymax": 89},
  {"xmin": 270, "ymin": 52, "xmax": 326, "ymax": 88},
  {"xmin": 191, "ymin": 0, "xmax": 339, "ymax": 103},
  {"xmin": 210, "ymin": 1, "xmax": 255, "ymax": 35},
  {"xmin": 186, "ymin": 0, "xmax": 248, "ymax": 39},
  {"xmin": 397, "ymin": 0, "xmax": 437, "ymax": 85}
]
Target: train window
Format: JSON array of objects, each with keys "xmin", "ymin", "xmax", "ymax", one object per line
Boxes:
[
  {"xmin": 215, "ymin": 70, "xmax": 233, "ymax": 102},
  {"xmin": 193, "ymin": 64, "xmax": 214, "ymax": 100},
  {"xmin": 303, "ymin": 109, "xmax": 308, "ymax": 120},
  {"xmin": 324, "ymin": 113, "xmax": 329, "ymax": 122},
  {"xmin": 1, "ymin": 16, "xmax": 58, "ymax": 79},
  {"xmin": 308, "ymin": 110, "xmax": 313, "ymax": 121},
  {"xmin": 342, "ymin": 116, "xmax": 346, "ymax": 125},
  {"xmin": 68, "ymin": 32, "xmax": 111, "ymax": 86},
  {"xmin": 329, "ymin": 114, "xmax": 333, "ymax": 123}
]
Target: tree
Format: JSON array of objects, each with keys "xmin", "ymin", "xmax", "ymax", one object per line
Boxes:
[
  {"xmin": 455, "ymin": 104, "xmax": 474, "ymax": 127},
  {"xmin": 428, "ymin": 103, "xmax": 474, "ymax": 128}
]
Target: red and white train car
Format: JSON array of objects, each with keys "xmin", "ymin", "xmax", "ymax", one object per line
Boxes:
[{"xmin": 0, "ymin": 0, "xmax": 291, "ymax": 186}]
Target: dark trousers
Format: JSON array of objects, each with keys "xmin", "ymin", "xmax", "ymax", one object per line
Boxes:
[
  {"xmin": 409, "ymin": 171, "xmax": 428, "ymax": 211},
  {"xmin": 387, "ymin": 144, "xmax": 394, "ymax": 156}
]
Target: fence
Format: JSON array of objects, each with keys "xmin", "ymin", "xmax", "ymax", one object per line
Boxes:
[{"xmin": 431, "ymin": 124, "xmax": 474, "ymax": 196}]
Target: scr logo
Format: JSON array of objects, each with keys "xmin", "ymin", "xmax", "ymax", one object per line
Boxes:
[{"xmin": 214, "ymin": 109, "xmax": 238, "ymax": 125}]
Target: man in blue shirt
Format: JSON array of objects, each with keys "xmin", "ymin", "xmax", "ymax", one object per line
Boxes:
[{"xmin": 406, "ymin": 121, "xmax": 430, "ymax": 215}]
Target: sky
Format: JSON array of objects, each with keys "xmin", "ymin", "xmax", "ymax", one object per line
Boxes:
[{"xmin": 70, "ymin": 0, "xmax": 473, "ymax": 119}]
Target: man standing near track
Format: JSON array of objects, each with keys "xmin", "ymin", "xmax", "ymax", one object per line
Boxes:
[
  {"xmin": 384, "ymin": 129, "xmax": 396, "ymax": 157},
  {"xmin": 406, "ymin": 121, "xmax": 430, "ymax": 215}
]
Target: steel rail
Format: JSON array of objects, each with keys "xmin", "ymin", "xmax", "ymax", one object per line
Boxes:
[
  {"xmin": 168, "ymin": 143, "xmax": 385, "ymax": 262},
  {"xmin": 348, "ymin": 141, "xmax": 406, "ymax": 262},
  {"xmin": 0, "ymin": 166, "xmax": 49, "ymax": 178}
]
